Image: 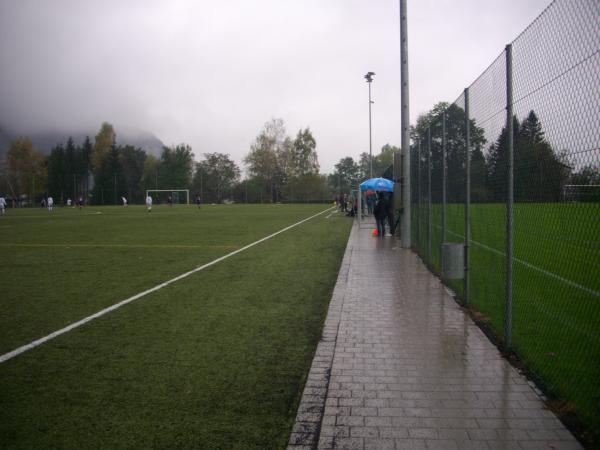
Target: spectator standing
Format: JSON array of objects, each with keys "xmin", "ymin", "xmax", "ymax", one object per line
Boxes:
[
  {"xmin": 367, "ymin": 193, "xmax": 376, "ymax": 215},
  {"xmin": 146, "ymin": 194, "xmax": 152, "ymax": 212},
  {"xmin": 386, "ymin": 191, "xmax": 395, "ymax": 236},
  {"xmin": 373, "ymin": 191, "xmax": 387, "ymax": 238}
]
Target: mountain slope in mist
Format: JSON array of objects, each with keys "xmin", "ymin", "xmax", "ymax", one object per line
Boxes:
[{"xmin": 0, "ymin": 126, "xmax": 165, "ymax": 159}]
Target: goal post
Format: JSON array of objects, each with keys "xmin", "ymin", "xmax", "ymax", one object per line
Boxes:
[{"xmin": 145, "ymin": 189, "xmax": 190, "ymax": 205}]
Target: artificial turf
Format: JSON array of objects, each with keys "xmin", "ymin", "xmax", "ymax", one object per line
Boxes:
[
  {"xmin": 412, "ymin": 201, "xmax": 600, "ymax": 435},
  {"xmin": 0, "ymin": 204, "xmax": 352, "ymax": 449}
]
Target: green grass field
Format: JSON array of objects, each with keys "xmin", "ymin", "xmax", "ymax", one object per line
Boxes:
[
  {"xmin": 0, "ymin": 204, "xmax": 352, "ymax": 449},
  {"xmin": 413, "ymin": 201, "xmax": 600, "ymax": 435}
]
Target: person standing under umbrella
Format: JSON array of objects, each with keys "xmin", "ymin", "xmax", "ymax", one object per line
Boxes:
[
  {"xmin": 366, "ymin": 191, "xmax": 376, "ymax": 215},
  {"xmin": 386, "ymin": 191, "xmax": 395, "ymax": 235},
  {"xmin": 373, "ymin": 191, "xmax": 388, "ymax": 238}
]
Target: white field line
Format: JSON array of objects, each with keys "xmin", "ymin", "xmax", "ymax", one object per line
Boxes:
[
  {"xmin": 0, "ymin": 207, "xmax": 335, "ymax": 364},
  {"xmin": 0, "ymin": 243, "xmax": 238, "ymax": 250},
  {"xmin": 441, "ymin": 227, "xmax": 600, "ymax": 344},
  {"xmin": 443, "ymin": 227, "xmax": 600, "ymax": 298}
]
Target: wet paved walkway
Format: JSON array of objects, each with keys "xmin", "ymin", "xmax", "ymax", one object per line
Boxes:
[{"xmin": 288, "ymin": 220, "xmax": 582, "ymax": 450}]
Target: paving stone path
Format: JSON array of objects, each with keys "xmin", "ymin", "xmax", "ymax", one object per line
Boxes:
[{"xmin": 288, "ymin": 220, "xmax": 582, "ymax": 450}]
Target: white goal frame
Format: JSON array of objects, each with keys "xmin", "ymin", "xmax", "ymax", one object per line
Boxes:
[{"xmin": 145, "ymin": 189, "xmax": 189, "ymax": 205}]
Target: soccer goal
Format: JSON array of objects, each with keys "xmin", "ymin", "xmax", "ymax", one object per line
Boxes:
[
  {"xmin": 562, "ymin": 185, "xmax": 600, "ymax": 202},
  {"xmin": 145, "ymin": 189, "xmax": 190, "ymax": 205}
]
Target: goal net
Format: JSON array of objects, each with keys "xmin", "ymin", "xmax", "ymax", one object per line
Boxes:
[
  {"xmin": 145, "ymin": 189, "xmax": 189, "ymax": 205},
  {"xmin": 562, "ymin": 185, "xmax": 600, "ymax": 202}
]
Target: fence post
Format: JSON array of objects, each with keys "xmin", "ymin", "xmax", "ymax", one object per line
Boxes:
[
  {"xmin": 357, "ymin": 184, "xmax": 361, "ymax": 228},
  {"xmin": 464, "ymin": 88, "xmax": 471, "ymax": 307},
  {"xmin": 400, "ymin": 0, "xmax": 411, "ymax": 249},
  {"xmin": 442, "ymin": 111, "xmax": 447, "ymax": 244},
  {"xmin": 427, "ymin": 127, "xmax": 432, "ymax": 263},
  {"xmin": 505, "ymin": 44, "xmax": 514, "ymax": 350},
  {"xmin": 417, "ymin": 138, "xmax": 421, "ymax": 251}
]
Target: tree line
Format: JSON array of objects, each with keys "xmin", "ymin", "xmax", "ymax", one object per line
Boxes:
[
  {"xmin": 2, "ymin": 111, "xmax": 597, "ymax": 206},
  {"xmin": 1, "ymin": 118, "xmax": 400, "ymax": 206},
  {"xmin": 1, "ymin": 120, "xmax": 327, "ymax": 205},
  {"xmin": 411, "ymin": 102, "xmax": 598, "ymax": 203}
]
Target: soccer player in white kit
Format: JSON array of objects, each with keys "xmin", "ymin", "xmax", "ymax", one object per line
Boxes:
[
  {"xmin": 47, "ymin": 196, "xmax": 54, "ymax": 211},
  {"xmin": 145, "ymin": 194, "xmax": 152, "ymax": 212},
  {"xmin": 0, "ymin": 195, "xmax": 6, "ymax": 214},
  {"xmin": 122, "ymin": 196, "xmax": 127, "ymax": 207}
]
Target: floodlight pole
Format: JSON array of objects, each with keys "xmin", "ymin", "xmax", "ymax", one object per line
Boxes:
[
  {"xmin": 365, "ymin": 72, "xmax": 375, "ymax": 179},
  {"xmin": 400, "ymin": 0, "xmax": 411, "ymax": 248}
]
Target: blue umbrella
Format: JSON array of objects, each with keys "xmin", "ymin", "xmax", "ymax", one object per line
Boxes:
[{"xmin": 360, "ymin": 177, "xmax": 394, "ymax": 192}]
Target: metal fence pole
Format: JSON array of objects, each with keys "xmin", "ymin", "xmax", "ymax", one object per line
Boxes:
[
  {"xmin": 417, "ymin": 138, "xmax": 421, "ymax": 250},
  {"xmin": 357, "ymin": 184, "xmax": 361, "ymax": 228},
  {"xmin": 400, "ymin": 0, "xmax": 411, "ymax": 248},
  {"xmin": 442, "ymin": 111, "xmax": 447, "ymax": 244},
  {"xmin": 505, "ymin": 44, "xmax": 514, "ymax": 349},
  {"xmin": 464, "ymin": 88, "xmax": 471, "ymax": 307},
  {"xmin": 427, "ymin": 127, "xmax": 432, "ymax": 262}
]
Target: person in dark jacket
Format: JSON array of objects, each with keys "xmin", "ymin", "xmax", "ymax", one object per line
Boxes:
[
  {"xmin": 386, "ymin": 191, "xmax": 395, "ymax": 236},
  {"xmin": 373, "ymin": 191, "xmax": 388, "ymax": 238}
]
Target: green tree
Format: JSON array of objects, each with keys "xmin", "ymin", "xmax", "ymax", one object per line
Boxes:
[
  {"xmin": 141, "ymin": 154, "xmax": 159, "ymax": 192},
  {"xmin": 488, "ymin": 111, "xmax": 568, "ymax": 202},
  {"xmin": 357, "ymin": 144, "xmax": 398, "ymax": 180},
  {"xmin": 79, "ymin": 136, "xmax": 93, "ymax": 200},
  {"xmin": 120, "ymin": 145, "xmax": 146, "ymax": 203},
  {"xmin": 158, "ymin": 144, "xmax": 194, "ymax": 189},
  {"xmin": 413, "ymin": 102, "xmax": 487, "ymax": 203},
  {"xmin": 357, "ymin": 152, "xmax": 370, "ymax": 180},
  {"xmin": 331, "ymin": 156, "xmax": 359, "ymax": 194},
  {"xmin": 486, "ymin": 116, "xmax": 519, "ymax": 201},
  {"xmin": 570, "ymin": 165, "xmax": 600, "ymax": 185},
  {"xmin": 92, "ymin": 122, "xmax": 116, "ymax": 172},
  {"xmin": 516, "ymin": 111, "xmax": 569, "ymax": 201},
  {"xmin": 64, "ymin": 137, "xmax": 78, "ymax": 200},
  {"xmin": 291, "ymin": 128, "xmax": 319, "ymax": 176},
  {"xmin": 47, "ymin": 144, "xmax": 66, "ymax": 200},
  {"xmin": 7, "ymin": 138, "xmax": 47, "ymax": 204},
  {"xmin": 285, "ymin": 173, "xmax": 328, "ymax": 202},
  {"xmin": 244, "ymin": 118, "xmax": 288, "ymax": 202},
  {"xmin": 192, "ymin": 153, "xmax": 240, "ymax": 203},
  {"xmin": 376, "ymin": 144, "xmax": 397, "ymax": 176}
]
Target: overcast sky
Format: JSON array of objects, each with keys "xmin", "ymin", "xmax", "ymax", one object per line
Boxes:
[{"xmin": 0, "ymin": 0, "xmax": 552, "ymax": 173}]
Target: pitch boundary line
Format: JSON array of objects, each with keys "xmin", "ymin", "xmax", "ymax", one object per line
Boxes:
[
  {"xmin": 441, "ymin": 227, "xmax": 600, "ymax": 298},
  {"xmin": 0, "ymin": 207, "xmax": 335, "ymax": 364},
  {"xmin": 0, "ymin": 243, "xmax": 239, "ymax": 250}
]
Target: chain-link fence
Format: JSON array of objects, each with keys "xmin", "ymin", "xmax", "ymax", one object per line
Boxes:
[{"xmin": 410, "ymin": 0, "xmax": 599, "ymax": 439}]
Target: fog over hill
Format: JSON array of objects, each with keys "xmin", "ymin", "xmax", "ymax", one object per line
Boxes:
[{"xmin": 0, "ymin": 125, "xmax": 165, "ymax": 160}]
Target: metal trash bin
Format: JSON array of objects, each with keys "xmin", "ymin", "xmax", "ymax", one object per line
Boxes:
[{"xmin": 441, "ymin": 243, "xmax": 464, "ymax": 279}]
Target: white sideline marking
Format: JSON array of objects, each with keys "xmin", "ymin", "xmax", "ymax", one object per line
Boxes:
[
  {"xmin": 439, "ymin": 227, "xmax": 600, "ymax": 343},
  {"xmin": 0, "ymin": 207, "xmax": 335, "ymax": 364},
  {"xmin": 442, "ymin": 227, "xmax": 600, "ymax": 298}
]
